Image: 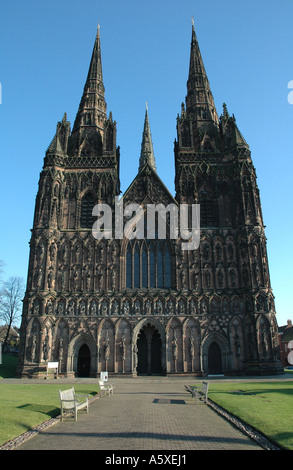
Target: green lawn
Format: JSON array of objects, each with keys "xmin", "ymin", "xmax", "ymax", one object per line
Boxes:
[
  {"xmin": 0, "ymin": 383, "xmax": 98, "ymax": 447},
  {"xmin": 0, "ymin": 356, "xmax": 98, "ymax": 447},
  {"xmin": 208, "ymin": 381, "xmax": 293, "ymax": 450}
]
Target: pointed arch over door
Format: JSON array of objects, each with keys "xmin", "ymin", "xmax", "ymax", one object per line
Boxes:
[
  {"xmin": 132, "ymin": 318, "xmax": 166, "ymax": 376},
  {"xmin": 137, "ymin": 324, "xmax": 162, "ymax": 376},
  {"xmin": 67, "ymin": 333, "xmax": 97, "ymax": 378},
  {"xmin": 201, "ymin": 332, "xmax": 231, "ymax": 375}
]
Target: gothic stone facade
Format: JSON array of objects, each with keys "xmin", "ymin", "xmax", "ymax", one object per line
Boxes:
[{"xmin": 16, "ymin": 25, "xmax": 282, "ymax": 378}]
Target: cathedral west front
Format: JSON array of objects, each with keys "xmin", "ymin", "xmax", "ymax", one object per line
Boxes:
[{"xmin": 16, "ymin": 23, "xmax": 283, "ymax": 378}]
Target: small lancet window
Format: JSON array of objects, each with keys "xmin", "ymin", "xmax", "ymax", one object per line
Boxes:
[{"xmin": 80, "ymin": 192, "xmax": 96, "ymax": 229}]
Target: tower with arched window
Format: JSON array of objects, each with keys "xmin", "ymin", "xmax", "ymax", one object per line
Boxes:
[{"xmin": 17, "ymin": 23, "xmax": 282, "ymax": 378}]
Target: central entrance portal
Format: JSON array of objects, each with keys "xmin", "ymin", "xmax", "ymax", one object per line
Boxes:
[
  {"xmin": 137, "ymin": 324, "xmax": 162, "ymax": 375},
  {"xmin": 208, "ymin": 342, "xmax": 222, "ymax": 374},
  {"xmin": 77, "ymin": 344, "xmax": 91, "ymax": 377}
]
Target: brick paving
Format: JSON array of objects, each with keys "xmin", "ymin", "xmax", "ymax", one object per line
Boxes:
[{"xmin": 14, "ymin": 377, "xmax": 262, "ymax": 451}]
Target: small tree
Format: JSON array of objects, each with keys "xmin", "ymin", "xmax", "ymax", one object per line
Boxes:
[
  {"xmin": 0, "ymin": 260, "xmax": 4, "ymax": 278},
  {"xmin": 0, "ymin": 277, "xmax": 24, "ymax": 351}
]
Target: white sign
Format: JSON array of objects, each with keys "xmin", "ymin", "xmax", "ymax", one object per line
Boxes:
[
  {"xmin": 100, "ymin": 371, "xmax": 108, "ymax": 381},
  {"xmin": 47, "ymin": 362, "xmax": 59, "ymax": 369}
]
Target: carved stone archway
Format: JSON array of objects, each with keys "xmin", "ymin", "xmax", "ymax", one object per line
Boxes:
[
  {"xmin": 201, "ymin": 332, "xmax": 231, "ymax": 375},
  {"xmin": 132, "ymin": 318, "xmax": 166, "ymax": 376},
  {"xmin": 67, "ymin": 333, "xmax": 97, "ymax": 378}
]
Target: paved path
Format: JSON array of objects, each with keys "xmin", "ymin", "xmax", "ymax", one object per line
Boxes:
[{"xmin": 15, "ymin": 377, "xmax": 262, "ymax": 451}]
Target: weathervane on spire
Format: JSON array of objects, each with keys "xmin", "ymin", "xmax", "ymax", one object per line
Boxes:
[
  {"xmin": 191, "ymin": 16, "xmax": 195, "ymax": 26},
  {"xmin": 146, "ymin": 101, "xmax": 148, "ymax": 111}
]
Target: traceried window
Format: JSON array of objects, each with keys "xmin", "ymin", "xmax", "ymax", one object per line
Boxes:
[
  {"xmin": 126, "ymin": 245, "xmax": 132, "ymax": 288},
  {"xmin": 164, "ymin": 249, "xmax": 171, "ymax": 288},
  {"xmin": 142, "ymin": 247, "xmax": 148, "ymax": 287},
  {"xmin": 126, "ymin": 240, "xmax": 172, "ymax": 289},
  {"xmin": 80, "ymin": 192, "xmax": 96, "ymax": 229},
  {"xmin": 157, "ymin": 247, "xmax": 163, "ymax": 287},
  {"xmin": 199, "ymin": 190, "xmax": 217, "ymax": 227},
  {"xmin": 150, "ymin": 245, "xmax": 156, "ymax": 288},
  {"xmin": 134, "ymin": 246, "xmax": 140, "ymax": 288}
]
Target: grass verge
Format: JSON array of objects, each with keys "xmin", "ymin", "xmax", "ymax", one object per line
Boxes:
[
  {"xmin": 0, "ymin": 383, "xmax": 98, "ymax": 447},
  {"xmin": 208, "ymin": 381, "xmax": 293, "ymax": 450},
  {"xmin": 0, "ymin": 354, "xmax": 98, "ymax": 447}
]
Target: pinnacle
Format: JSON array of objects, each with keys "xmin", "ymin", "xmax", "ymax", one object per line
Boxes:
[{"xmin": 139, "ymin": 106, "xmax": 157, "ymax": 173}]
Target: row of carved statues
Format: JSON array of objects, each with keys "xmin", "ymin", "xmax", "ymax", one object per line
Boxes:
[
  {"xmin": 23, "ymin": 313, "xmax": 278, "ymax": 370},
  {"xmin": 28, "ymin": 232, "xmax": 271, "ymax": 292},
  {"xmin": 27, "ymin": 290, "xmax": 274, "ymax": 317}
]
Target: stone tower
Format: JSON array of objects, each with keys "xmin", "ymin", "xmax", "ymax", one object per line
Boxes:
[{"xmin": 16, "ymin": 24, "xmax": 282, "ymax": 378}]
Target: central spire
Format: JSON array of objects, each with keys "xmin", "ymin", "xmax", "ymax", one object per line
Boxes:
[
  {"xmin": 139, "ymin": 104, "xmax": 157, "ymax": 172},
  {"xmin": 71, "ymin": 25, "xmax": 107, "ymax": 137},
  {"xmin": 186, "ymin": 22, "xmax": 219, "ymax": 130}
]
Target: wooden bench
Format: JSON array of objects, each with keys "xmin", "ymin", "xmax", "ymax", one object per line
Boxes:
[
  {"xmin": 185, "ymin": 381, "xmax": 209, "ymax": 404},
  {"xmin": 98, "ymin": 379, "xmax": 114, "ymax": 397},
  {"xmin": 59, "ymin": 387, "xmax": 89, "ymax": 421}
]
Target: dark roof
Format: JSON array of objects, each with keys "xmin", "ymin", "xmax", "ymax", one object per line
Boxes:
[
  {"xmin": 278, "ymin": 325, "xmax": 293, "ymax": 342},
  {"xmin": 0, "ymin": 325, "xmax": 20, "ymax": 341}
]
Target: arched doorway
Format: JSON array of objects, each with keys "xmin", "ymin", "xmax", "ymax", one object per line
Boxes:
[
  {"xmin": 77, "ymin": 344, "xmax": 91, "ymax": 377},
  {"xmin": 208, "ymin": 342, "xmax": 222, "ymax": 374},
  {"xmin": 137, "ymin": 324, "xmax": 162, "ymax": 375},
  {"xmin": 137, "ymin": 330, "xmax": 147, "ymax": 375}
]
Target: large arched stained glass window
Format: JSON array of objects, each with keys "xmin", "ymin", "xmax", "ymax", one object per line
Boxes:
[{"xmin": 126, "ymin": 241, "xmax": 172, "ymax": 289}]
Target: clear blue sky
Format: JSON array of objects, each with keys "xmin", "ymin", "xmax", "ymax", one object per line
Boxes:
[{"xmin": 0, "ymin": 0, "xmax": 292, "ymax": 327}]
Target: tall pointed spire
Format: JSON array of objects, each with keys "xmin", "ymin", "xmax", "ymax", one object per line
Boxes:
[
  {"xmin": 186, "ymin": 20, "xmax": 219, "ymax": 130},
  {"xmin": 139, "ymin": 104, "xmax": 157, "ymax": 172},
  {"xmin": 71, "ymin": 25, "xmax": 107, "ymax": 137}
]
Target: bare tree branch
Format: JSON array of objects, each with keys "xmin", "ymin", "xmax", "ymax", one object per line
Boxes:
[
  {"xmin": 0, "ymin": 259, "xmax": 5, "ymax": 284},
  {"xmin": 0, "ymin": 276, "xmax": 24, "ymax": 349}
]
